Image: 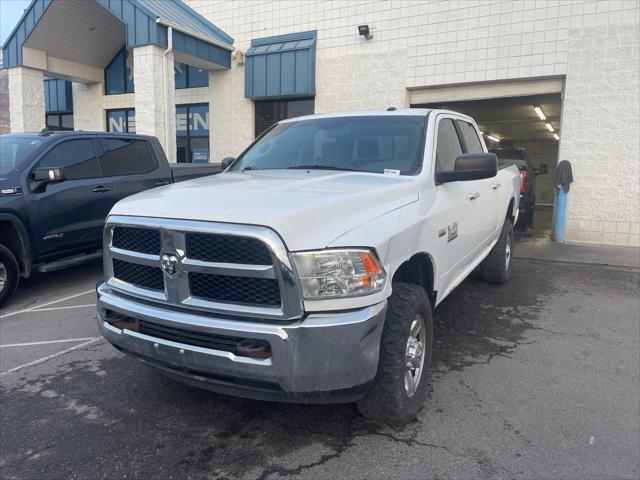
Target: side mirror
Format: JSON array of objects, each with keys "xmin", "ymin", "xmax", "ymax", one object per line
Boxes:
[
  {"xmin": 534, "ymin": 163, "xmax": 549, "ymax": 175},
  {"xmin": 221, "ymin": 157, "xmax": 235, "ymax": 169},
  {"xmin": 32, "ymin": 167, "xmax": 65, "ymax": 183},
  {"xmin": 437, "ymin": 153, "xmax": 497, "ymax": 184}
]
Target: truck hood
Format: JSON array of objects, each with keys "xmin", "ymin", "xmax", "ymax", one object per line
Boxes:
[{"xmin": 110, "ymin": 170, "xmax": 419, "ymax": 250}]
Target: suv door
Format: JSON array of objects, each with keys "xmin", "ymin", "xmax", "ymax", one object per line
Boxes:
[
  {"xmin": 98, "ymin": 137, "xmax": 169, "ymax": 203},
  {"xmin": 29, "ymin": 138, "xmax": 113, "ymax": 259},
  {"xmin": 455, "ymin": 119, "xmax": 500, "ymax": 245}
]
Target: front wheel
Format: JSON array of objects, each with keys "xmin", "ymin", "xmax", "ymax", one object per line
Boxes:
[
  {"xmin": 0, "ymin": 244, "xmax": 20, "ymax": 307},
  {"xmin": 357, "ymin": 282, "xmax": 433, "ymax": 426},
  {"xmin": 481, "ymin": 218, "xmax": 514, "ymax": 284}
]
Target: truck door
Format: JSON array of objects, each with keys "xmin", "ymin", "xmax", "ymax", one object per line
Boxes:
[
  {"xmin": 98, "ymin": 137, "xmax": 169, "ymax": 204},
  {"xmin": 454, "ymin": 119, "xmax": 500, "ymax": 247},
  {"xmin": 430, "ymin": 117, "xmax": 485, "ymax": 288},
  {"xmin": 29, "ymin": 138, "xmax": 113, "ymax": 258}
]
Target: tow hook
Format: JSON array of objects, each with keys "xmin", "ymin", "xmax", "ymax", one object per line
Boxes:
[{"xmin": 235, "ymin": 339, "xmax": 271, "ymax": 359}]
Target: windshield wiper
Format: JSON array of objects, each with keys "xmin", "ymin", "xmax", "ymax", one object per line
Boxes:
[
  {"xmin": 242, "ymin": 165, "xmax": 258, "ymax": 172},
  {"xmin": 287, "ymin": 165, "xmax": 359, "ymax": 172}
]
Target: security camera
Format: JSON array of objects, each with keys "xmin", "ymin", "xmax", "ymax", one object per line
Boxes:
[{"xmin": 358, "ymin": 25, "xmax": 373, "ymax": 40}]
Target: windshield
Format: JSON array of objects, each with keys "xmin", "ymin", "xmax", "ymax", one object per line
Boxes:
[
  {"xmin": 230, "ymin": 115, "xmax": 426, "ymax": 175},
  {"xmin": 0, "ymin": 135, "xmax": 45, "ymax": 175}
]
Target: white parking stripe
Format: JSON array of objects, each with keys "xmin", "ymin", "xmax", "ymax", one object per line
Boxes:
[
  {"xmin": 0, "ymin": 289, "xmax": 95, "ymax": 319},
  {"xmin": 0, "ymin": 337, "xmax": 102, "ymax": 376},
  {"xmin": 29, "ymin": 304, "xmax": 96, "ymax": 313},
  {"xmin": 1, "ymin": 337, "xmax": 97, "ymax": 348}
]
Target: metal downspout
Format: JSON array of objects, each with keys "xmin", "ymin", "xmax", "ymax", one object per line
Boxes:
[{"xmin": 158, "ymin": 21, "xmax": 173, "ymax": 160}]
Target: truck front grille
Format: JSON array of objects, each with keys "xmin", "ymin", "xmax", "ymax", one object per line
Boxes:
[
  {"xmin": 190, "ymin": 273, "xmax": 281, "ymax": 306},
  {"xmin": 186, "ymin": 233, "xmax": 272, "ymax": 265},
  {"xmin": 112, "ymin": 227, "xmax": 160, "ymax": 255},
  {"xmin": 105, "ymin": 217, "xmax": 302, "ymax": 320},
  {"xmin": 113, "ymin": 259, "xmax": 164, "ymax": 291}
]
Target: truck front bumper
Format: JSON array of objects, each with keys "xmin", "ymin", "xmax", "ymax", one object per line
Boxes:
[{"xmin": 97, "ymin": 284, "xmax": 387, "ymax": 403}]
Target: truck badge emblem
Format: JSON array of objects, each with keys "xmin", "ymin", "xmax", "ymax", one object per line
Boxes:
[
  {"xmin": 160, "ymin": 254, "xmax": 179, "ymax": 276},
  {"xmin": 447, "ymin": 223, "xmax": 458, "ymax": 243}
]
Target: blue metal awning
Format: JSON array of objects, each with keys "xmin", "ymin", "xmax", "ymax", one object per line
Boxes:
[
  {"xmin": 2, "ymin": 0, "xmax": 234, "ymax": 70},
  {"xmin": 245, "ymin": 31, "xmax": 317, "ymax": 99}
]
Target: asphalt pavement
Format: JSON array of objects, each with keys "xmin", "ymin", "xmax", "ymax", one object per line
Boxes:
[{"xmin": 1, "ymin": 252, "xmax": 638, "ymax": 479}]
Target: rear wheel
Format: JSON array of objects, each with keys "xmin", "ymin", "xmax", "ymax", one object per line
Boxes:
[
  {"xmin": 0, "ymin": 244, "xmax": 20, "ymax": 307},
  {"xmin": 357, "ymin": 282, "xmax": 433, "ymax": 426},
  {"xmin": 481, "ymin": 219, "xmax": 513, "ymax": 284}
]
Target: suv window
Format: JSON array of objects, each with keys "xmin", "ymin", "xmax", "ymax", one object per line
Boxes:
[
  {"xmin": 100, "ymin": 138, "xmax": 156, "ymax": 176},
  {"xmin": 435, "ymin": 119, "xmax": 462, "ymax": 173},
  {"xmin": 456, "ymin": 120, "xmax": 483, "ymax": 153},
  {"xmin": 38, "ymin": 139, "xmax": 101, "ymax": 180}
]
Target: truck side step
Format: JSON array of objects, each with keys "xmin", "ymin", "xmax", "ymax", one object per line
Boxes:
[{"xmin": 38, "ymin": 250, "xmax": 103, "ymax": 273}]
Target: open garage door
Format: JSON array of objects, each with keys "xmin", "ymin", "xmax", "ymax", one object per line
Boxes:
[{"xmin": 412, "ymin": 83, "xmax": 563, "ymax": 239}]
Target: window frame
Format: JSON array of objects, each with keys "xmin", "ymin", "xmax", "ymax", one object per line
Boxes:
[
  {"xmin": 454, "ymin": 119, "xmax": 484, "ymax": 154},
  {"xmin": 176, "ymin": 103, "xmax": 210, "ymax": 164},
  {"xmin": 45, "ymin": 113, "xmax": 74, "ymax": 131},
  {"xmin": 98, "ymin": 137, "xmax": 158, "ymax": 177},
  {"xmin": 104, "ymin": 47, "xmax": 134, "ymax": 96},
  {"xmin": 433, "ymin": 116, "xmax": 464, "ymax": 181},
  {"xmin": 175, "ymin": 63, "xmax": 209, "ymax": 89},
  {"xmin": 254, "ymin": 97, "xmax": 315, "ymax": 138},
  {"xmin": 106, "ymin": 108, "xmax": 136, "ymax": 133},
  {"xmin": 33, "ymin": 137, "xmax": 104, "ymax": 181}
]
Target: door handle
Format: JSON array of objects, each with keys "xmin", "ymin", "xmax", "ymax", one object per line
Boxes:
[
  {"xmin": 91, "ymin": 186, "xmax": 111, "ymax": 193},
  {"xmin": 492, "ymin": 182, "xmax": 501, "ymax": 190},
  {"xmin": 468, "ymin": 192, "xmax": 480, "ymax": 200},
  {"xmin": 155, "ymin": 181, "xmax": 170, "ymax": 186}
]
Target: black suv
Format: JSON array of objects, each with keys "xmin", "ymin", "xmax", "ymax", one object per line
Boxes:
[{"xmin": 0, "ymin": 131, "xmax": 220, "ymax": 306}]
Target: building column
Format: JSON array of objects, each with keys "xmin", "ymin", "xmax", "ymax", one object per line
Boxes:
[
  {"xmin": 133, "ymin": 45, "xmax": 176, "ymax": 162},
  {"xmin": 209, "ymin": 64, "xmax": 253, "ymax": 161},
  {"xmin": 72, "ymin": 82, "xmax": 104, "ymax": 131},
  {"xmin": 8, "ymin": 67, "xmax": 45, "ymax": 132}
]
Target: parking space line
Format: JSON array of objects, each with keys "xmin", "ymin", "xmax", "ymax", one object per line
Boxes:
[
  {"xmin": 0, "ymin": 289, "xmax": 95, "ymax": 319},
  {"xmin": 1, "ymin": 338, "xmax": 97, "ymax": 348},
  {"xmin": 28, "ymin": 304, "xmax": 96, "ymax": 313},
  {"xmin": 0, "ymin": 337, "xmax": 102, "ymax": 376}
]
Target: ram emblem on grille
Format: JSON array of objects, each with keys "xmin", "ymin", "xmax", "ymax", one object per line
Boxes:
[{"xmin": 160, "ymin": 253, "xmax": 180, "ymax": 277}]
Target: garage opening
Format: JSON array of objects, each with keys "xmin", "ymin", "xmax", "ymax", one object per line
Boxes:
[{"xmin": 413, "ymin": 93, "xmax": 562, "ymax": 239}]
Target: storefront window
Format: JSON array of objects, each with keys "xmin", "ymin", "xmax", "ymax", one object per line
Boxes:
[
  {"xmin": 174, "ymin": 63, "xmax": 208, "ymax": 89},
  {"xmin": 255, "ymin": 98, "xmax": 314, "ymax": 137},
  {"xmin": 46, "ymin": 113, "xmax": 74, "ymax": 131},
  {"xmin": 105, "ymin": 48, "xmax": 134, "ymax": 95},
  {"xmin": 106, "ymin": 109, "xmax": 136, "ymax": 133},
  {"xmin": 176, "ymin": 104, "xmax": 209, "ymax": 163}
]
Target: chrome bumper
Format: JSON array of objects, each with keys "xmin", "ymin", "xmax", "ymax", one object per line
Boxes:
[{"xmin": 97, "ymin": 283, "xmax": 387, "ymax": 400}]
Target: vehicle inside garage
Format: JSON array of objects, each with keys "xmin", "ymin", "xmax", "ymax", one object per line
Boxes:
[{"xmin": 414, "ymin": 93, "xmax": 562, "ymax": 239}]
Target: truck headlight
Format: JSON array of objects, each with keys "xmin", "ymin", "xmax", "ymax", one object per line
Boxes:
[{"xmin": 291, "ymin": 249, "xmax": 387, "ymax": 299}]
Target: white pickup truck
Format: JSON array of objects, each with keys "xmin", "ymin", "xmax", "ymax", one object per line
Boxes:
[{"xmin": 96, "ymin": 109, "xmax": 520, "ymax": 425}]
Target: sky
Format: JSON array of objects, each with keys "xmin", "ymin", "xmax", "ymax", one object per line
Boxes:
[{"xmin": 1, "ymin": 0, "xmax": 31, "ymax": 45}]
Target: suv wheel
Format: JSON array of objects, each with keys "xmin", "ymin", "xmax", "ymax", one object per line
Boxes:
[
  {"xmin": 0, "ymin": 244, "xmax": 20, "ymax": 307},
  {"xmin": 357, "ymin": 282, "xmax": 433, "ymax": 426},
  {"xmin": 481, "ymin": 218, "xmax": 514, "ymax": 284}
]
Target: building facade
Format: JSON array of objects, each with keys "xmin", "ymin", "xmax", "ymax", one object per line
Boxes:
[{"xmin": 2, "ymin": 0, "xmax": 639, "ymax": 246}]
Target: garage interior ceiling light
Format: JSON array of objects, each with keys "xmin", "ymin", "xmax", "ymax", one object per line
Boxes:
[
  {"xmin": 553, "ymin": 133, "xmax": 560, "ymax": 141},
  {"xmin": 545, "ymin": 122, "xmax": 554, "ymax": 132},
  {"xmin": 486, "ymin": 134, "xmax": 501, "ymax": 142},
  {"xmin": 534, "ymin": 105, "xmax": 546, "ymax": 120}
]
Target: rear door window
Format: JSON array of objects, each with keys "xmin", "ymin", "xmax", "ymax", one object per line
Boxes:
[
  {"xmin": 435, "ymin": 118, "xmax": 463, "ymax": 173},
  {"xmin": 38, "ymin": 139, "xmax": 101, "ymax": 180},
  {"xmin": 456, "ymin": 120, "xmax": 483, "ymax": 153},
  {"xmin": 99, "ymin": 138, "xmax": 156, "ymax": 176}
]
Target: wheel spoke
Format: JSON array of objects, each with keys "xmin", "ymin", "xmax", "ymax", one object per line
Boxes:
[{"xmin": 404, "ymin": 370, "xmax": 415, "ymax": 396}]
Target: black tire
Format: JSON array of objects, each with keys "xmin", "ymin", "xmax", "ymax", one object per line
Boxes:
[
  {"xmin": 357, "ymin": 283, "xmax": 433, "ymax": 426},
  {"xmin": 0, "ymin": 244, "xmax": 20, "ymax": 308},
  {"xmin": 481, "ymin": 218, "xmax": 513, "ymax": 284}
]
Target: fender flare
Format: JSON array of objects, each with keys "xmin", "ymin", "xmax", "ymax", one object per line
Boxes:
[{"xmin": 0, "ymin": 213, "xmax": 32, "ymax": 277}]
